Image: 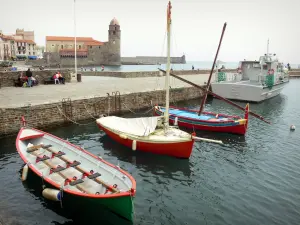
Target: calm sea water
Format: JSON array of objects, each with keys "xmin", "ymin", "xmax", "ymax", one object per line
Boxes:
[{"xmin": 0, "ymin": 80, "xmax": 300, "ymax": 225}]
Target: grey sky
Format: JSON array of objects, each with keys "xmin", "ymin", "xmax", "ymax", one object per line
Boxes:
[{"xmin": 1, "ymin": 0, "xmax": 299, "ymax": 63}]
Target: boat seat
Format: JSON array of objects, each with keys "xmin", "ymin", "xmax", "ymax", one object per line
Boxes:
[
  {"xmin": 36, "ymin": 155, "xmax": 50, "ymax": 163},
  {"xmin": 27, "ymin": 144, "xmax": 44, "ymax": 152},
  {"xmin": 51, "ymin": 151, "xmax": 66, "ymax": 158},
  {"xmin": 51, "ymin": 165, "xmax": 67, "ymax": 173},
  {"xmin": 88, "ymin": 172, "xmax": 101, "ymax": 179},
  {"xmin": 42, "ymin": 144, "xmax": 53, "ymax": 149},
  {"xmin": 70, "ymin": 179, "xmax": 84, "ymax": 186},
  {"xmin": 68, "ymin": 161, "xmax": 81, "ymax": 167}
]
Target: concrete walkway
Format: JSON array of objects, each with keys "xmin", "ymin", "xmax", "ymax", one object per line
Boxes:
[{"xmin": 0, "ymin": 74, "xmax": 213, "ymax": 108}]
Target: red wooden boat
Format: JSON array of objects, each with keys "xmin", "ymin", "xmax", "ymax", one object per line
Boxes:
[
  {"xmin": 96, "ymin": 1, "xmax": 223, "ymax": 159},
  {"xmin": 154, "ymin": 104, "xmax": 249, "ymax": 135}
]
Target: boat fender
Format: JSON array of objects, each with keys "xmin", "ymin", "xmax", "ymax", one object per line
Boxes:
[
  {"xmin": 21, "ymin": 164, "xmax": 29, "ymax": 181},
  {"xmin": 95, "ymin": 192, "xmax": 100, "ymax": 195},
  {"xmin": 290, "ymin": 125, "xmax": 296, "ymax": 131},
  {"xmin": 42, "ymin": 188, "xmax": 61, "ymax": 201},
  {"xmin": 99, "ymin": 114, "xmax": 107, "ymax": 118},
  {"xmin": 216, "ymin": 114, "xmax": 219, "ymax": 119},
  {"xmin": 113, "ymin": 184, "xmax": 118, "ymax": 188},
  {"xmin": 174, "ymin": 117, "xmax": 178, "ymax": 126},
  {"xmin": 132, "ymin": 140, "xmax": 137, "ymax": 151},
  {"xmin": 119, "ymin": 133, "xmax": 128, "ymax": 139}
]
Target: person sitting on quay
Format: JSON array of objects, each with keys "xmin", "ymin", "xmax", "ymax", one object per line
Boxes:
[{"xmin": 58, "ymin": 72, "xmax": 65, "ymax": 84}]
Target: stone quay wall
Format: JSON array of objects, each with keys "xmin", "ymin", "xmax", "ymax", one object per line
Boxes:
[
  {"xmin": 80, "ymin": 69, "xmax": 237, "ymax": 78},
  {"xmin": 0, "ymin": 70, "xmax": 72, "ymax": 87},
  {"xmin": 0, "ymin": 86, "xmax": 204, "ymax": 137}
]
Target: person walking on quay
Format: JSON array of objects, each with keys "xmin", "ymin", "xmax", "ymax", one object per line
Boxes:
[{"xmin": 26, "ymin": 68, "xmax": 33, "ymax": 87}]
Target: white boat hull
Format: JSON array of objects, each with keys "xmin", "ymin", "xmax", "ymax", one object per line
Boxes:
[{"xmin": 211, "ymin": 80, "xmax": 288, "ymax": 102}]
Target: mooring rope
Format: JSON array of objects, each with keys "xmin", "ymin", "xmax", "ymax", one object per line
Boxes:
[
  {"xmin": 122, "ymin": 102, "xmax": 155, "ymax": 115},
  {"xmin": 56, "ymin": 105, "xmax": 95, "ymax": 126},
  {"xmin": 83, "ymin": 102, "xmax": 99, "ymax": 120}
]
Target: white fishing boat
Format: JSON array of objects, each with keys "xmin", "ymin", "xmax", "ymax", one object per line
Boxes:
[
  {"xmin": 96, "ymin": 1, "xmax": 222, "ymax": 159},
  {"xmin": 16, "ymin": 122, "xmax": 136, "ymax": 221},
  {"xmin": 211, "ymin": 40, "xmax": 289, "ymax": 103}
]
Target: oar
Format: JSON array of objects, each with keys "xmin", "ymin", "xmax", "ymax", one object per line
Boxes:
[
  {"xmin": 192, "ymin": 136, "xmax": 223, "ymax": 144},
  {"xmin": 158, "ymin": 68, "xmax": 271, "ymax": 125}
]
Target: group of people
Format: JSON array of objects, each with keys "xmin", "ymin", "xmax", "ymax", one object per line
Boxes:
[
  {"xmin": 18, "ymin": 68, "xmax": 38, "ymax": 87},
  {"xmin": 52, "ymin": 71, "xmax": 65, "ymax": 84}
]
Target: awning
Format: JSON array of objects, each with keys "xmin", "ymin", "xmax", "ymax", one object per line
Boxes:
[
  {"xmin": 16, "ymin": 55, "xmax": 27, "ymax": 59},
  {"xmin": 28, "ymin": 55, "xmax": 37, "ymax": 60}
]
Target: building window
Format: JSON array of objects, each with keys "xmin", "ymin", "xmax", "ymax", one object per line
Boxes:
[
  {"xmin": 113, "ymin": 31, "xmax": 116, "ymax": 35},
  {"xmin": 61, "ymin": 45, "xmax": 63, "ymax": 49},
  {"xmin": 99, "ymin": 46, "xmax": 101, "ymax": 49},
  {"xmin": 33, "ymin": 52, "xmax": 35, "ymax": 55},
  {"xmin": 19, "ymin": 51, "xmax": 21, "ymax": 54},
  {"xmin": 52, "ymin": 44, "xmax": 54, "ymax": 47},
  {"xmin": 115, "ymin": 27, "xmax": 117, "ymax": 30}
]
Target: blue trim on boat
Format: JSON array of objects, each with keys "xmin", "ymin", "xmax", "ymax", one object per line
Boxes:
[{"xmin": 156, "ymin": 108, "xmax": 240, "ymax": 127}]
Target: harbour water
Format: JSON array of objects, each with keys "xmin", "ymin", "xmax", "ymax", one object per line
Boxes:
[{"xmin": 0, "ymin": 80, "xmax": 300, "ymax": 225}]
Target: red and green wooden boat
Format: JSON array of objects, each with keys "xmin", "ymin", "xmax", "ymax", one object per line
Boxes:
[
  {"xmin": 16, "ymin": 122, "xmax": 136, "ymax": 221},
  {"xmin": 154, "ymin": 104, "xmax": 249, "ymax": 135}
]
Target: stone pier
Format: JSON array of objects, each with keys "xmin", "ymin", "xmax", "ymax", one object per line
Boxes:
[{"xmin": 0, "ymin": 74, "xmax": 209, "ymax": 137}]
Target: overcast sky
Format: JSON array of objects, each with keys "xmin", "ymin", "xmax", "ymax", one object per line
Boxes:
[{"xmin": 1, "ymin": 0, "xmax": 299, "ymax": 63}]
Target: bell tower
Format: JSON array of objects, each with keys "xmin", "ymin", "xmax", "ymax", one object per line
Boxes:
[{"xmin": 108, "ymin": 17, "xmax": 121, "ymax": 65}]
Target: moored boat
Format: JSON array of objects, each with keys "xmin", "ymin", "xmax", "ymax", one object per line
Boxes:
[
  {"xmin": 16, "ymin": 123, "xmax": 136, "ymax": 221},
  {"xmin": 96, "ymin": 115, "xmax": 196, "ymax": 158},
  {"xmin": 96, "ymin": 1, "xmax": 223, "ymax": 159},
  {"xmin": 154, "ymin": 104, "xmax": 249, "ymax": 135},
  {"xmin": 211, "ymin": 40, "xmax": 290, "ymax": 103}
]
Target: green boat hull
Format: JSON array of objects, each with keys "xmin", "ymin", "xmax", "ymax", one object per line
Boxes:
[{"xmin": 23, "ymin": 166, "xmax": 135, "ymax": 223}]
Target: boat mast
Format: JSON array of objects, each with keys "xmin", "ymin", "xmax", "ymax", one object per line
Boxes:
[
  {"xmin": 74, "ymin": 0, "xmax": 77, "ymax": 76},
  {"xmin": 267, "ymin": 38, "xmax": 269, "ymax": 56},
  {"xmin": 164, "ymin": 1, "xmax": 172, "ymax": 130},
  {"xmin": 198, "ymin": 22, "xmax": 227, "ymax": 116}
]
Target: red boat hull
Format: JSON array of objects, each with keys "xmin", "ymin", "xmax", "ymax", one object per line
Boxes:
[
  {"xmin": 154, "ymin": 106, "xmax": 248, "ymax": 135},
  {"xmin": 97, "ymin": 123, "xmax": 195, "ymax": 159}
]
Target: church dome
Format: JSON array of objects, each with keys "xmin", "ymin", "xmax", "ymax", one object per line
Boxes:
[{"xmin": 110, "ymin": 17, "xmax": 120, "ymax": 26}]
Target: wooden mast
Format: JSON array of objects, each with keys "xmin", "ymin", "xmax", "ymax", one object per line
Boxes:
[
  {"xmin": 164, "ymin": 1, "xmax": 172, "ymax": 131},
  {"xmin": 198, "ymin": 22, "xmax": 227, "ymax": 116}
]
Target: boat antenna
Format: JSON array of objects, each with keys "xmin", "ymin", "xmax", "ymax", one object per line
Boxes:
[
  {"xmin": 198, "ymin": 22, "xmax": 227, "ymax": 116},
  {"xmin": 74, "ymin": 0, "xmax": 77, "ymax": 77},
  {"xmin": 164, "ymin": 1, "xmax": 172, "ymax": 131},
  {"xmin": 267, "ymin": 38, "xmax": 269, "ymax": 56}
]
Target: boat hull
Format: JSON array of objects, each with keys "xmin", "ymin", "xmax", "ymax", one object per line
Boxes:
[
  {"xmin": 154, "ymin": 107, "xmax": 247, "ymax": 135},
  {"xmin": 211, "ymin": 80, "xmax": 289, "ymax": 103},
  {"xmin": 97, "ymin": 123, "xmax": 195, "ymax": 159},
  {"xmin": 16, "ymin": 127, "xmax": 136, "ymax": 221}
]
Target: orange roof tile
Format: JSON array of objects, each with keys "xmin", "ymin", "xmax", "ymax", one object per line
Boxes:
[
  {"xmin": 84, "ymin": 40, "xmax": 104, "ymax": 46},
  {"xmin": 46, "ymin": 36, "xmax": 95, "ymax": 42},
  {"xmin": 15, "ymin": 39, "xmax": 36, "ymax": 44},
  {"xmin": 2, "ymin": 35, "xmax": 15, "ymax": 40}
]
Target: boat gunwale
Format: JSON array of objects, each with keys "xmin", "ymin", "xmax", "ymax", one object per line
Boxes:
[
  {"xmin": 16, "ymin": 127, "xmax": 136, "ymax": 199},
  {"xmin": 155, "ymin": 106, "xmax": 243, "ymax": 124}
]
